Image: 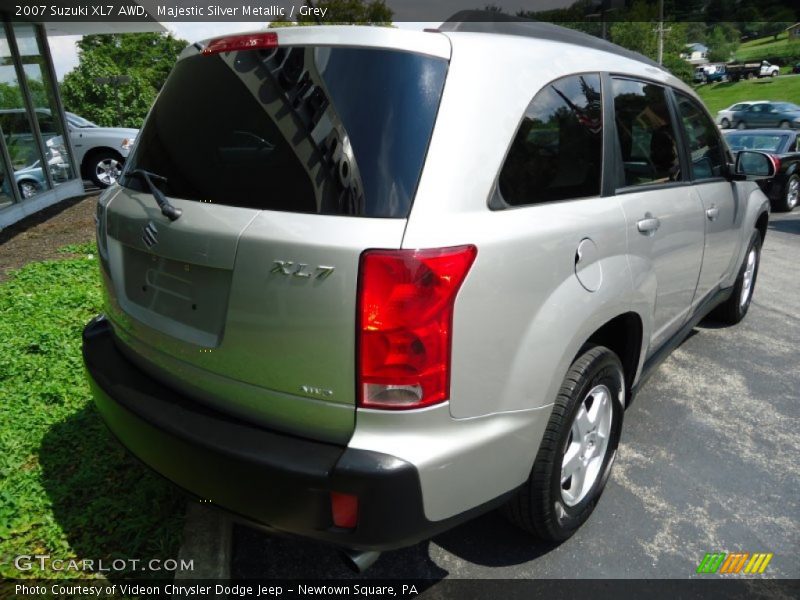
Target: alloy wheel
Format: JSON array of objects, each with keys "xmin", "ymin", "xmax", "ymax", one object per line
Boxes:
[
  {"xmin": 95, "ymin": 158, "xmax": 122, "ymax": 186},
  {"xmin": 561, "ymin": 384, "xmax": 614, "ymax": 507},
  {"xmin": 740, "ymin": 247, "xmax": 757, "ymax": 309},
  {"xmin": 18, "ymin": 181, "xmax": 37, "ymax": 199},
  {"xmin": 787, "ymin": 178, "xmax": 799, "ymax": 210}
]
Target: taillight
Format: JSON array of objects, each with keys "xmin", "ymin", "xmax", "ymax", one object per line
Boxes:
[
  {"xmin": 768, "ymin": 154, "xmax": 781, "ymax": 174},
  {"xmin": 357, "ymin": 245, "xmax": 477, "ymax": 410},
  {"xmin": 202, "ymin": 32, "xmax": 278, "ymax": 56}
]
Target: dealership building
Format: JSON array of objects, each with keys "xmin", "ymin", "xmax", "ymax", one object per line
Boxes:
[{"xmin": 0, "ymin": 16, "xmax": 160, "ymax": 228}]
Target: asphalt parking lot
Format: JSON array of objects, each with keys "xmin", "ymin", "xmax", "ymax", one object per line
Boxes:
[{"xmin": 232, "ymin": 211, "xmax": 799, "ymax": 580}]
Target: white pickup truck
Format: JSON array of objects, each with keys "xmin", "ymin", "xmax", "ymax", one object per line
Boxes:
[
  {"xmin": 0, "ymin": 108, "xmax": 137, "ymax": 191},
  {"xmin": 727, "ymin": 60, "xmax": 781, "ymax": 81},
  {"xmin": 63, "ymin": 111, "xmax": 138, "ymax": 188}
]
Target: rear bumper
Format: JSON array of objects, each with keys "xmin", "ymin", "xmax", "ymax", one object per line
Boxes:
[{"xmin": 82, "ymin": 315, "xmax": 481, "ymax": 551}]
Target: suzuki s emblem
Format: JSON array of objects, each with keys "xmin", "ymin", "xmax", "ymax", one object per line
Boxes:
[
  {"xmin": 142, "ymin": 221, "xmax": 159, "ymax": 248},
  {"xmin": 271, "ymin": 260, "xmax": 335, "ymax": 280}
]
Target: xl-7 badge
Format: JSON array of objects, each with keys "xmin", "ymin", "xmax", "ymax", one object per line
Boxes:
[{"xmin": 271, "ymin": 260, "xmax": 335, "ymax": 280}]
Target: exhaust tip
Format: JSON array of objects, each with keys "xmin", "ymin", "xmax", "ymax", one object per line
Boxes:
[{"xmin": 340, "ymin": 549, "xmax": 381, "ymax": 573}]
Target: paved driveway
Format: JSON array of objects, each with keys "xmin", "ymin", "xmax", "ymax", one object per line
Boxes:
[{"xmin": 232, "ymin": 211, "xmax": 800, "ymax": 580}]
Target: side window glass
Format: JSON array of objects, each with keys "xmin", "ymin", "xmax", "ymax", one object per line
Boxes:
[
  {"xmin": 675, "ymin": 93, "xmax": 727, "ymax": 180},
  {"xmin": 497, "ymin": 73, "xmax": 603, "ymax": 206},
  {"xmin": 612, "ymin": 79, "xmax": 681, "ymax": 187}
]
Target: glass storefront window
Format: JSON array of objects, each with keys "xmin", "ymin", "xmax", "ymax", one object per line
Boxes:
[
  {"xmin": 0, "ymin": 155, "xmax": 14, "ymax": 208},
  {"xmin": 0, "ymin": 26, "xmax": 50, "ymax": 200},
  {"xmin": 12, "ymin": 23, "xmax": 75, "ymax": 186}
]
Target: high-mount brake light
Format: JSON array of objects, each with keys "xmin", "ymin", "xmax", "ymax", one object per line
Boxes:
[
  {"xmin": 202, "ymin": 32, "xmax": 279, "ymax": 56},
  {"xmin": 357, "ymin": 245, "xmax": 477, "ymax": 410}
]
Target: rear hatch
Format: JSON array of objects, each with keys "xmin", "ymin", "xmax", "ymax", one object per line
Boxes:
[{"xmin": 99, "ymin": 30, "xmax": 450, "ymax": 444}]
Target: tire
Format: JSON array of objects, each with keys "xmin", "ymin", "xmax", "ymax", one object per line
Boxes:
[
  {"xmin": 771, "ymin": 70, "xmax": 777, "ymax": 77},
  {"xmin": 720, "ymin": 118, "xmax": 730, "ymax": 129},
  {"xmin": 18, "ymin": 180, "xmax": 38, "ymax": 199},
  {"xmin": 710, "ymin": 230, "xmax": 762, "ymax": 325},
  {"xmin": 86, "ymin": 151, "xmax": 123, "ymax": 188},
  {"xmin": 747, "ymin": 72, "xmax": 756, "ymax": 80},
  {"xmin": 736, "ymin": 121, "xmax": 747, "ymax": 130},
  {"xmin": 779, "ymin": 120, "xmax": 791, "ymax": 130},
  {"xmin": 504, "ymin": 345, "xmax": 625, "ymax": 542},
  {"xmin": 775, "ymin": 174, "xmax": 799, "ymax": 212}
]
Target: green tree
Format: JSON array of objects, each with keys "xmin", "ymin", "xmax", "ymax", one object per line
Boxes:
[
  {"xmin": 76, "ymin": 33, "xmax": 186, "ymax": 91},
  {"xmin": 685, "ymin": 21, "xmax": 707, "ymax": 45},
  {"xmin": 706, "ymin": 25, "xmax": 740, "ymax": 63},
  {"xmin": 609, "ymin": 3, "xmax": 693, "ymax": 83},
  {"xmin": 0, "ymin": 82, "xmax": 23, "ymax": 110},
  {"xmin": 59, "ymin": 32, "xmax": 186, "ymax": 128},
  {"xmin": 269, "ymin": 0, "xmax": 392, "ymax": 26},
  {"xmin": 60, "ymin": 53, "xmax": 155, "ymax": 128}
]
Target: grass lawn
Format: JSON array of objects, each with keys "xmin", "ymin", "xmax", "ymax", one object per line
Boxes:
[
  {"xmin": 0, "ymin": 243, "xmax": 184, "ymax": 580},
  {"xmin": 735, "ymin": 32, "xmax": 800, "ymax": 63},
  {"xmin": 694, "ymin": 75, "xmax": 800, "ymax": 115}
]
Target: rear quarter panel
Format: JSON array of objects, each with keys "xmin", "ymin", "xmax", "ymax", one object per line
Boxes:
[{"xmin": 401, "ymin": 34, "xmax": 680, "ymax": 418}]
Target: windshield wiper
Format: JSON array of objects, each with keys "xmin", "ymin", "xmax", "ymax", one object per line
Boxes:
[{"xmin": 128, "ymin": 169, "xmax": 182, "ymax": 221}]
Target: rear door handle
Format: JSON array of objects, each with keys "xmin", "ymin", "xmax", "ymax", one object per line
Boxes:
[
  {"xmin": 706, "ymin": 206, "xmax": 719, "ymax": 221},
  {"xmin": 637, "ymin": 215, "xmax": 661, "ymax": 235}
]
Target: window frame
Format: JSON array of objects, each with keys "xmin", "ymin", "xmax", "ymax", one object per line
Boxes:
[
  {"xmin": 607, "ymin": 75, "xmax": 691, "ymax": 195},
  {"xmin": 488, "ymin": 71, "xmax": 608, "ymax": 211},
  {"xmin": 671, "ymin": 90, "xmax": 730, "ymax": 184},
  {"xmin": 489, "ymin": 71, "xmax": 736, "ymax": 209}
]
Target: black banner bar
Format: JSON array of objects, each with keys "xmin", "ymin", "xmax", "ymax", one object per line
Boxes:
[
  {"xmin": 1, "ymin": 0, "xmax": 799, "ymax": 23},
  {"xmin": 2, "ymin": 579, "xmax": 800, "ymax": 600}
]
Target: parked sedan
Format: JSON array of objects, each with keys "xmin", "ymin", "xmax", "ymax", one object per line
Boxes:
[
  {"xmin": 716, "ymin": 101, "xmax": 767, "ymax": 129},
  {"xmin": 724, "ymin": 128, "xmax": 800, "ymax": 211},
  {"xmin": 0, "ymin": 136, "xmax": 70, "ymax": 199},
  {"xmin": 729, "ymin": 102, "xmax": 800, "ymax": 130}
]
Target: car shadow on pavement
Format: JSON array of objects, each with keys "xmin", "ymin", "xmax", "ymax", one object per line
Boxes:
[
  {"xmin": 232, "ymin": 508, "xmax": 558, "ymax": 579},
  {"xmin": 38, "ymin": 404, "xmax": 186, "ymax": 581},
  {"xmin": 431, "ymin": 509, "xmax": 559, "ymax": 566}
]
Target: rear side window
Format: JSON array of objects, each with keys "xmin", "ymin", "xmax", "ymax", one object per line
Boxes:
[
  {"xmin": 121, "ymin": 46, "xmax": 447, "ymax": 218},
  {"xmin": 496, "ymin": 73, "xmax": 603, "ymax": 207},
  {"xmin": 612, "ymin": 79, "xmax": 681, "ymax": 187},
  {"xmin": 674, "ymin": 94, "xmax": 727, "ymax": 180}
]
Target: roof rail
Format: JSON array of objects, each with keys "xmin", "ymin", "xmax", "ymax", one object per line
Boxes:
[{"xmin": 438, "ymin": 10, "xmax": 663, "ymax": 70}]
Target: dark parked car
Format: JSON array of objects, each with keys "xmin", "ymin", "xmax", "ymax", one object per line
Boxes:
[
  {"xmin": 724, "ymin": 129, "xmax": 800, "ymax": 211},
  {"xmin": 729, "ymin": 102, "xmax": 800, "ymax": 130},
  {"xmin": 793, "ymin": 63, "xmax": 800, "ymax": 75}
]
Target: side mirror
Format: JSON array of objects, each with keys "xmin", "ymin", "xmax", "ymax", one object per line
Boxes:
[{"xmin": 733, "ymin": 150, "xmax": 776, "ymax": 180}]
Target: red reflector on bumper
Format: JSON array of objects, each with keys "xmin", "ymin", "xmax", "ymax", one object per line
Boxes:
[{"xmin": 331, "ymin": 492, "xmax": 358, "ymax": 529}]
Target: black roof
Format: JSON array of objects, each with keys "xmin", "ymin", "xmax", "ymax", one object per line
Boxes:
[{"xmin": 439, "ymin": 10, "xmax": 663, "ymax": 70}]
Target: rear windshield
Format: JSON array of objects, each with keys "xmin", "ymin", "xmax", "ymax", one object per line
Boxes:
[
  {"xmin": 725, "ymin": 133, "xmax": 787, "ymax": 153},
  {"xmin": 121, "ymin": 46, "xmax": 448, "ymax": 218}
]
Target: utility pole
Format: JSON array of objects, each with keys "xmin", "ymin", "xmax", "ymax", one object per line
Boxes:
[{"xmin": 656, "ymin": 0, "xmax": 670, "ymax": 65}]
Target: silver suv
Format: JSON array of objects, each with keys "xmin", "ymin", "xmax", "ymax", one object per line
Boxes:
[{"xmin": 82, "ymin": 20, "xmax": 773, "ymax": 569}]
